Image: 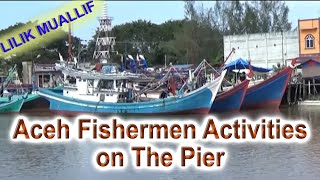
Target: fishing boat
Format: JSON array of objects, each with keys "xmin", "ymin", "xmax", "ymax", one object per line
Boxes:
[
  {"xmin": 20, "ymin": 85, "xmax": 63, "ymax": 113},
  {"xmin": 0, "ymin": 65, "xmax": 26, "ymax": 113},
  {"xmin": 0, "ymin": 93, "xmax": 28, "ymax": 113},
  {"xmin": 0, "ymin": 64, "xmax": 60, "ymax": 113},
  {"xmin": 240, "ymin": 59, "xmax": 297, "ymax": 109},
  {"xmin": 18, "ymin": 92, "xmax": 48, "ymax": 113},
  {"xmin": 38, "ymin": 68, "xmax": 227, "ymax": 115},
  {"xmin": 0, "ymin": 98, "xmax": 24, "ymax": 113},
  {"xmin": 210, "ymin": 68, "xmax": 253, "ymax": 112}
]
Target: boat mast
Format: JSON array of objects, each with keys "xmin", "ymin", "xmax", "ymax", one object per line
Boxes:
[
  {"xmin": 93, "ymin": 1, "xmax": 116, "ymax": 63},
  {"xmin": 220, "ymin": 48, "xmax": 235, "ymax": 69}
]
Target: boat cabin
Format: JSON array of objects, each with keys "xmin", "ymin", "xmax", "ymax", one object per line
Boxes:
[{"xmin": 63, "ymin": 73, "xmax": 137, "ymax": 103}]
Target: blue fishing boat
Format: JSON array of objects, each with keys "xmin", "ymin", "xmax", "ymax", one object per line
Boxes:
[
  {"xmin": 38, "ymin": 68, "xmax": 227, "ymax": 115},
  {"xmin": 241, "ymin": 59, "xmax": 296, "ymax": 109}
]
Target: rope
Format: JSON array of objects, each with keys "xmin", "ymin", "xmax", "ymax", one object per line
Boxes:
[
  {"xmin": 93, "ymin": 101, "xmax": 100, "ymax": 115},
  {"xmin": 169, "ymin": 64, "xmax": 187, "ymax": 85},
  {"xmin": 179, "ymin": 61, "xmax": 205, "ymax": 92},
  {"xmin": 203, "ymin": 60, "xmax": 220, "ymax": 75}
]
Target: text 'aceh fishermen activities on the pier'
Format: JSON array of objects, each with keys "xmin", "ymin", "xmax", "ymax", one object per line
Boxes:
[{"xmin": 9, "ymin": 116, "xmax": 311, "ymax": 171}]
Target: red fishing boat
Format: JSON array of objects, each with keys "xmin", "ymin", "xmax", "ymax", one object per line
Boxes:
[
  {"xmin": 241, "ymin": 59, "xmax": 296, "ymax": 109},
  {"xmin": 210, "ymin": 68, "xmax": 253, "ymax": 112}
]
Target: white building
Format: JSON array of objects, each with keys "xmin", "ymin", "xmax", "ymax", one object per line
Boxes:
[{"xmin": 224, "ymin": 31, "xmax": 299, "ymax": 68}]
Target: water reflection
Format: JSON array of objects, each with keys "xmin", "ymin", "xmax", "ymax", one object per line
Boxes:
[{"xmin": 0, "ymin": 106, "xmax": 319, "ymax": 180}]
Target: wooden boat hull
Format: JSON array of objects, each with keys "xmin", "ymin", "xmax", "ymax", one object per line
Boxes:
[
  {"xmin": 241, "ymin": 66, "xmax": 293, "ymax": 110},
  {"xmin": 210, "ymin": 79, "xmax": 250, "ymax": 112},
  {"xmin": 38, "ymin": 71, "xmax": 226, "ymax": 115},
  {"xmin": 0, "ymin": 98, "xmax": 24, "ymax": 113},
  {"xmin": 20, "ymin": 94, "xmax": 50, "ymax": 113},
  {"xmin": 21, "ymin": 87, "xmax": 63, "ymax": 113}
]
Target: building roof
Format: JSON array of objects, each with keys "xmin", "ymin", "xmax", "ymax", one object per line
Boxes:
[
  {"xmin": 173, "ymin": 64, "xmax": 193, "ymax": 69},
  {"xmin": 289, "ymin": 55, "xmax": 320, "ymax": 64},
  {"xmin": 298, "ymin": 18, "xmax": 320, "ymax": 22},
  {"xmin": 298, "ymin": 59, "xmax": 320, "ymax": 68},
  {"xmin": 34, "ymin": 64, "xmax": 59, "ymax": 72}
]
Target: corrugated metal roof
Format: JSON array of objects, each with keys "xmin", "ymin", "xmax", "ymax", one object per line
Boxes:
[
  {"xmin": 34, "ymin": 64, "xmax": 57, "ymax": 72},
  {"xmin": 173, "ymin": 64, "xmax": 193, "ymax": 69}
]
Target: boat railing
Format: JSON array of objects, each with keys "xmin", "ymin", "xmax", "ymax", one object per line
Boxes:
[
  {"xmin": 64, "ymin": 84, "xmax": 77, "ymax": 88},
  {"xmin": 98, "ymin": 89, "xmax": 117, "ymax": 93}
]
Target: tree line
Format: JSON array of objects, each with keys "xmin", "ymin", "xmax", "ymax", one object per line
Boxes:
[{"xmin": 0, "ymin": 1, "xmax": 292, "ymax": 75}]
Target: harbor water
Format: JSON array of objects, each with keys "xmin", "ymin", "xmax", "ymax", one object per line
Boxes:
[{"xmin": 0, "ymin": 106, "xmax": 319, "ymax": 180}]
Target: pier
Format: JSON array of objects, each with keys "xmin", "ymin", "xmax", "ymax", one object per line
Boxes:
[{"xmin": 285, "ymin": 77, "xmax": 320, "ymax": 106}]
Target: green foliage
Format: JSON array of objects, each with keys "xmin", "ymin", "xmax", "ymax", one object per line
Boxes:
[{"xmin": 243, "ymin": 1, "xmax": 292, "ymax": 33}]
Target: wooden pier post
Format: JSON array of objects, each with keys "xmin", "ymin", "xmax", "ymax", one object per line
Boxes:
[
  {"xmin": 287, "ymin": 84, "xmax": 291, "ymax": 105},
  {"xmin": 313, "ymin": 78, "xmax": 315, "ymax": 95},
  {"xmin": 299, "ymin": 82, "xmax": 302, "ymax": 100},
  {"xmin": 308, "ymin": 80, "xmax": 311, "ymax": 99},
  {"xmin": 294, "ymin": 83, "xmax": 298, "ymax": 104},
  {"xmin": 303, "ymin": 79, "xmax": 306, "ymax": 99},
  {"xmin": 313, "ymin": 78, "xmax": 317, "ymax": 95}
]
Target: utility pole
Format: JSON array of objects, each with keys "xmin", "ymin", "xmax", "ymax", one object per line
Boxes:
[
  {"xmin": 164, "ymin": 54, "xmax": 167, "ymax": 69},
  {"xmin": 68, "ymin": 23, "xmax": 73, "ymax": 63},
  {"xmin": 77, "ymin": 40, "xmax": 88, "ymax": 64}
]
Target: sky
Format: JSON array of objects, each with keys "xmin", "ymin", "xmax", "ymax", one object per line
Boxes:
[{"xmin": 0, "ymin": 1, "xmax": 320, "ymax": 41}]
